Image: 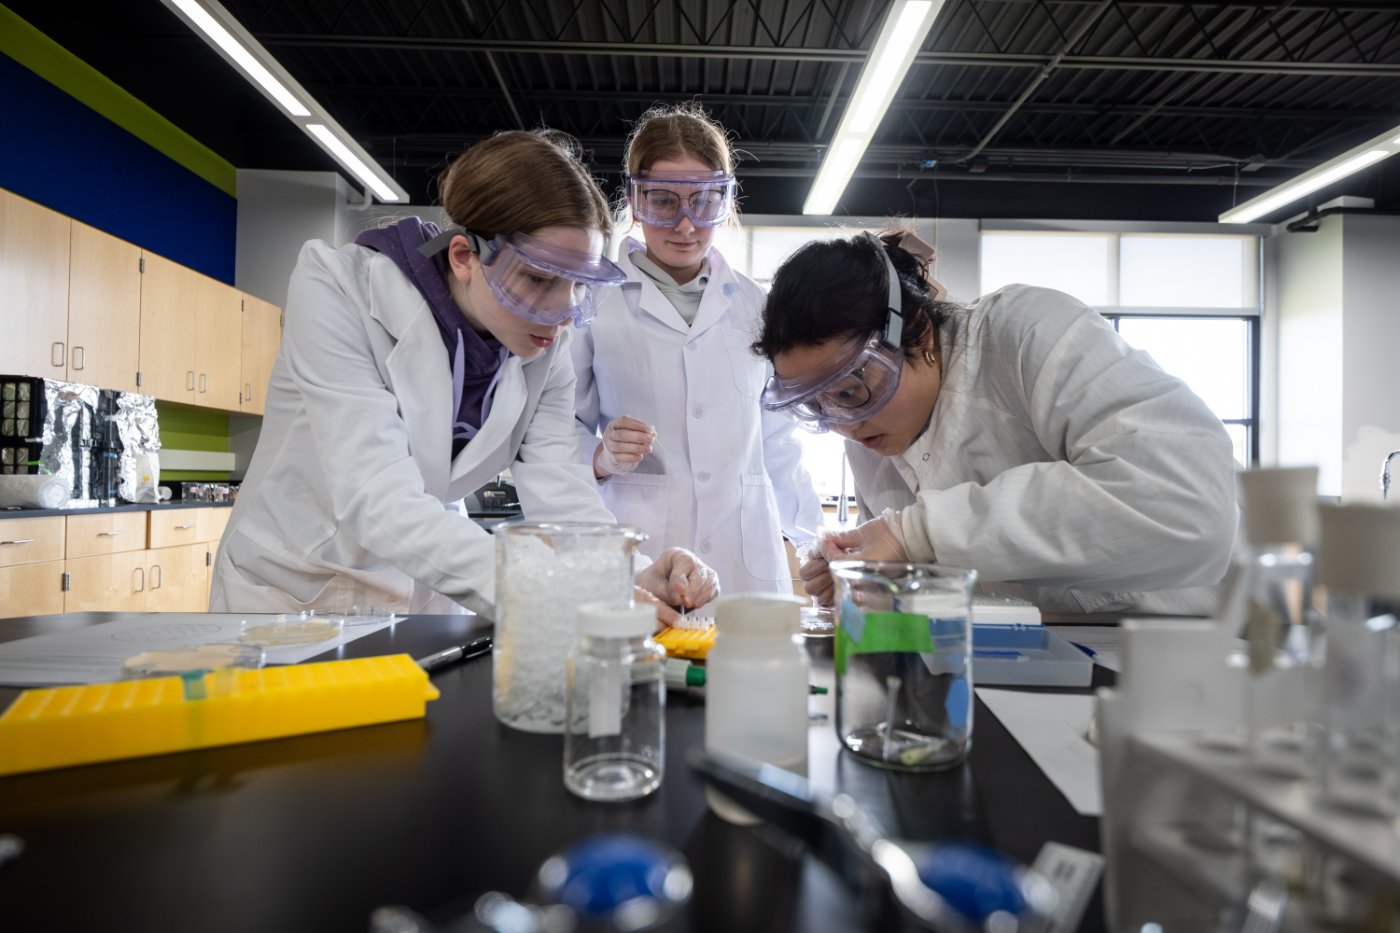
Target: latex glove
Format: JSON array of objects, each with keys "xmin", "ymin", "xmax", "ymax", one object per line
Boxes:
[
  {"xmin": 823, "ymin": 509, "xmax": 909, "ymax": 565},
  {"xmin": 594, "ymin": 416, "xmax": 655, "ymax": 478},
  {"xmin": 634, "ymin": 547, "xmax": 721, "ymax": 621}
]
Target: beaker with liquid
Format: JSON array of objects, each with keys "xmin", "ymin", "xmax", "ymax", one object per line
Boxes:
[
  {"xmin": 493, "ymin": 522, "xmax": 645, "ymax": 733},
  {"xmin": 830, "ymin": 561, "xmax": 976, "ymax": 771}
]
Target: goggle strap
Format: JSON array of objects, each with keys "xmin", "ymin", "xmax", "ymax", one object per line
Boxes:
[
  {"xmin": 417, "ymin": 227, "xmax": 495, "ymax": 263},
  {"xmin": 876, "ymin": 237, "xmax": 905, "ymax": 349}
]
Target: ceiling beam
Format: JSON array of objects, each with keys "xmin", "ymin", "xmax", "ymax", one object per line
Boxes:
[{"xmin": 257, "ymin": 34, "xmax": 1400, "ymax": 76}]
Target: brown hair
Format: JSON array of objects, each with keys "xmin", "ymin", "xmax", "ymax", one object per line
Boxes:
[
  {"xmin": 624, "ymin": 102, "xmax": 735, "ymax": 176},
  {"xmin": 438, "ymin": 129, "xmax": 611, "ymax": 239}
]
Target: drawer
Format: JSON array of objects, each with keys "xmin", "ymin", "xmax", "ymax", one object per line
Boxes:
[
  {"xmin": 149, "ymin": 508, "xmax": 208, "ymax": 550},
  {"xmin": 205, "ymin": 506, "xmax": 233, "ymax": 546},
  {"xmin": 66, "ymin": 511, "xmax": 148, "ymax": 558},
  {"xmin": 0, "ymin": 516, "xmax": 65, "ymax": 568},
  {"xmin": 0, "ymin": 560, "xmax": 66, "ymax": 618}
]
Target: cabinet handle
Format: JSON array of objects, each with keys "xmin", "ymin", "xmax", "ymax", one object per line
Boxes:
[
  {"xmin": 96, "ymin": 530, "xmax": 127, "ymax": 537},
  {"xmin": 133, "ymin": 567, "xmax": 145, "ymax": 593},
  {"xmin": 0, "ymin": 538, "xmax": 37, "ymax": 546},
  {"xmin": 199, "ymin": 373, "xmax": 208, "ymax": 393},
  {"xmin": 245, "ymin": 382, "xmax": 253, "ymax": 402},
  {"xmin": 51, "ymin": 342, "xmax": 65, "ymax": 367},
  {"xmin": 187, "ymin": 371, "xmax": 195, "ymax": 391},
  {"xmin": 73, "ymin": 346, "xmax": 85, "ymax": 370},
  {"xmin": 150, "ymin": 564, "xmax": 162, "ymax": 590},
  {"xmin": 174, "ymin": 523, "xmax": 196, "ymax": 530}
]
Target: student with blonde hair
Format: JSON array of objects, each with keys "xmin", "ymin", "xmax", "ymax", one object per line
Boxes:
[
  {"xmin": 212, "ymin": 130, "xmax": 718, "ymax": 620},
  {"xmin": 573, "ymin": 104, "xmax": 822, "ymax": 603}
]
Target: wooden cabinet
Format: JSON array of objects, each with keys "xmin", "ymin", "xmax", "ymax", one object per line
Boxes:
[
  {"xmin": 145, "ymin": 543, "xmax": 211, "ymax": 612},
  {"xmin": 64, "ymin": 549, "xmax": 148, "ymax": 613},
  {"xmin": 0, "ymin": 515, "xmax": 66, "ymax": 617},
  {"xmin": 65, "ymin": 511, "xmax": 147, "ymax": 560},
  {"xmin": 195, "ymin": 277, "xmax": 243, "ymax": 411},
  {"xmin": 240, "ymin": 295, "xmax": 281, "ymax": 414},
  {"xmin": 0, "ymin": 188, "xmax": 70, "ymax": 380},
  {"xmin": 0, "ymin": 516, "xmax": 65, "ymax": 567},
  {"xmin": 137, "ymin": 251, "xmax": 202, "ymax": 403},
  {"xmin": 148, "ymin": 507, "xmax": 206, "ymax": 550},
  {"xmin": 68, "ymin": 221, "xmax": 142, "ymax": 393}
]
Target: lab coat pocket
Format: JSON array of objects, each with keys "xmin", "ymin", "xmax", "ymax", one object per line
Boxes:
[
  {"xmin": 738, "ymin": 473, "xmax": 788, "ymax": 584},
  {"xmin": 600, "ymin": 472, "xmax": 670, "ymax": 558},
  {"xmin": 222, "ymin": 529, "xmax": 341, "ymax": 609},
  {"xmin": 721, "ymin": 327, "xmax": 766, "ymax": 401}
]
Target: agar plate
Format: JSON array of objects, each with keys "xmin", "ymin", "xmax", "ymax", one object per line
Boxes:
[{"xmin": 239, "ymin": 613, "xmax": 345, "ymax": 647}]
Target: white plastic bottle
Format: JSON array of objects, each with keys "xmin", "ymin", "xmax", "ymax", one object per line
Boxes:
[{"xmin": 703, "ymin": 593, "xmax": 809, "ymax": 825}]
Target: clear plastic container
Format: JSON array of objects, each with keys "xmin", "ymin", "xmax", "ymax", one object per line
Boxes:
[
  {"xmin": 564, "ymin": 603, "xmax": 665, "ymax": 802},
  {"xmin": 703, "ymin": 593, "xmax": 809, "ymax": 824},
  {"xmin": 493, "ymin": 522, "xmax": 645, "ymax": 733},
  {"xmin": 830, "ymin": 561, "xmax": 976, "ymax": 772}
]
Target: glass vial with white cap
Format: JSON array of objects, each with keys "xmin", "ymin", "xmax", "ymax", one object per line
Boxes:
[
  {"xmin": 703, "ymin": 593, "xmax": 809, "ymax": 824},
  {"xmin": 564, "ymin": 602, "xmax": 666, "ymax": 802}
]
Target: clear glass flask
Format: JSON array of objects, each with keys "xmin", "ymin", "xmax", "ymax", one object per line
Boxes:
[
  {"xmin": 494, "ymin": 522, "xmax": 644, "ymax": 733},
  {"xmin": 830, "ymin": 561, "xmax": 976, "ymax": 772},
  {"xmin": 564, "ymin": 603, "xmax": 665, "ymax": 802}
]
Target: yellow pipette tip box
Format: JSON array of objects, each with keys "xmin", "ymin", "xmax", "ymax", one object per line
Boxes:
[
  {"xmin": 654, "ymin": 624, "xmax": 716, "ymax": 660},
  {"xmin": 0, "ymin": 654, "xmax": 440, "ymax": 777}
]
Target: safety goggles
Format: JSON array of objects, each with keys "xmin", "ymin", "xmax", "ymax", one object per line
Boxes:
[
  {"xmin": 420, "ymin": 228, "xmax": 627, "ymax": 327},
  {"xmin": 760, "ymin": 237, "xmax": 906, "ymax": 431},
  {"xmin": 626, "ymin": 170, "xmax": 738, "ymax": 228}
]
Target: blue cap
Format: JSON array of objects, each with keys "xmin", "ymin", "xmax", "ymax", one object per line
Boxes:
[
  {"xmin": 537, "ymin": 834, "xmax": 692, "ymax": 919},
  {"xmin": 916, "ymin": 843, "xmax": 1029, "ymax": 921}
]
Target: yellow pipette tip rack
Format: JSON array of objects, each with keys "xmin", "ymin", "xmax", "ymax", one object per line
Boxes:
[
  {"xmin": 653, "ymin": 624, "xmax": 717, "ymax": 660},
  {"xmin": 0, "ymin": 655, "xmax": 440, "ymax": 778}
]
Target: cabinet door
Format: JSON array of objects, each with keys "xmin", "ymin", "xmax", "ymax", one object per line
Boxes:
[
  {"xmin": 0, "ymin": 561, "xmax": 66, "ymax": 618},
  {"xmin": 138, "ymin": 251, "xmax": 199, "ymax": 403},
  {"xmin": 64, "ymin": 550, "xmax": 147, "ymax": 612},
  {"xmin": 195, "ymin": 277, "xmax": 243, "ymax": 411},
  {"xmin": 239, "ymin": 295, "xmax": 281, "ymax": 414},
  {"xmin": 145, "ymin": 543, "xmax": 210, "ymax": 612},
  {"xmin": 205, "ymin": 506, "xmax": 233, "ymax": 547},
  {"xmin": 0, "ymin": 188, "xmax": 70, "ymax": 379},
  {"xmin": 69, "ymin": 222, "xmax": 142, "ymax": 393}
]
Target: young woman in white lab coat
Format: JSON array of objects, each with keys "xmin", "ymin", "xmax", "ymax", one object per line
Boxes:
[
  {"xmin": 210, "ymin": 130, "xmax": 717, "ymax": 620},
  {"xmin": 756, "ymin": 231, "xmax": 1239, "ymax": 616},
  {"xmin": 571, "ymin": 104, "xmax": 824, "ymax": 600}
]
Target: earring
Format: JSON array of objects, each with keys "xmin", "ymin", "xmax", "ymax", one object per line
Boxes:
[{"xmin": 922, "ymin": 348, "xmax": 938, "ymax": 368}]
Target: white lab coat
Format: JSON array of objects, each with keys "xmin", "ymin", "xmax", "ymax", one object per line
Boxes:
[
  {"xmin": 849, "ymin": 285, "xmax": 1239, "ymax": 616},
  {"xmin": 210, "ymin": 239, "xmax": 613, "ymax": 618},
  {"xmin": 573, "ymin": 241, "xmax": 823, "ymax": 596}
]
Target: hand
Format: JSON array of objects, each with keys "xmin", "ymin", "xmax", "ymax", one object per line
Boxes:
[
  {"xmin": 798, "ymin": 547, "xmax": 835, "ymax": 607},
  {"xmin": 822, "ymin": 510, "xmax": 908, "ymax": 564},
  {"xmin": 594, "ymin": 416, "xmax": 655, "ymax": 477},
  {"xmin": 634, "ymin": 547, "xmax": 721, "ymax": 615},
  {"xmin": 633, "ymin": 585, "xmax": 680, "ymax": 628}
]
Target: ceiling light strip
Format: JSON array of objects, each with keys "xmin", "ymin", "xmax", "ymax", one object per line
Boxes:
[
  {"xmin": 1219, "ymin": 124, "xmax": 1400, "ymax": 224},
  {"xmin": 804, "ymin": 0, "xmax": 946, "ymax": 215},
  {"xmin": 159, "ymin": 0, "xmax": 407, "ymax": 202}
]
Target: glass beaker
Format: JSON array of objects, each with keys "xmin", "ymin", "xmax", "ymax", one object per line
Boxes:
[
  {"xmin": 494, "ymin": 522, "xmax": 645, "ymax": 733},
  {"xmin": 830, "ymin": 561, "xmax": 976, "ymax": 771}
]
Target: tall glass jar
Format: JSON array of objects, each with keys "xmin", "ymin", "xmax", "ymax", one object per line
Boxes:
[
  {"xmin": 564, "ymin": 603, "xmax": 666, "ymax": 802},
  {"xmin": 493, "ymin": 522, "xmax": 644, "ymax": 733},
  {"xmin": 830, "ymin": 561, "xmax": 976, "ymax": 771}
]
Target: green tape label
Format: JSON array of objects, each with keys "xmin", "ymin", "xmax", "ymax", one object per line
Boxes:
[{"xmin": 835, "ymin": 611, "xmax": 934, "ymax": 674}]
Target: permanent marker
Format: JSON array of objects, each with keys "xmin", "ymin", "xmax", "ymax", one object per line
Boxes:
[{"xmin": 416, "ymin": 635, "xmax": 493, "ymax": 673}]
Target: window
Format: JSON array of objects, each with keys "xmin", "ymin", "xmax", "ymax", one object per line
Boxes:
[{"xmin": 981, "ymin": 230, "xmax": 1260, "ymax": 466}]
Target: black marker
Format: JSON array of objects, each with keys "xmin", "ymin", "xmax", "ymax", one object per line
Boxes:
[{"xmin": 416, "ymin": 635, "xmax": 493, "ymax": 673}]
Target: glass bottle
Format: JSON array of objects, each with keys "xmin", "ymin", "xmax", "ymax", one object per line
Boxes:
[
  {"xmin": 564, "ymin": 603, "xmax": 665, "ymax": 802},
  {"xmin": 703, "ymin": 593, "xmax": 809, "ymax": 824},
  {"xmin": 493, "ymin": 522, "xmax": 644, "ymax": 733},
  {"xmin": 829, "ymin": 561, "xmax": 976, "ymax": 772}
]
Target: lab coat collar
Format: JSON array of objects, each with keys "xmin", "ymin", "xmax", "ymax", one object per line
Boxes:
[{"xmin": 619, "ymin": 237, "xmax": 738, "ymax": 338}]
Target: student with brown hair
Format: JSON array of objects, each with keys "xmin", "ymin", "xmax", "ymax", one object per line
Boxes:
[
  {"xmin": 211, "ymin": 130, "xmax": 718, "ymax": 620},
  {"xmin": 572, "ymin": 104, "xmax": 822, "ymax": 603}
]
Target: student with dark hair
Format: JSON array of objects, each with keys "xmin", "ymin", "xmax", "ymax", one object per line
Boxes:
[
  {"xmin": 756, "ymin": 230, "xmax": 1238, "ymax": 615},
  {"xmin": 211, "ymin": 130, "xmax": 718, "ymax": 620}
]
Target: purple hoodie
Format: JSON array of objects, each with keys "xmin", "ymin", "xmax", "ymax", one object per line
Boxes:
[{"xmin": 355, "ymin": 218, "xmax": 508, "ymax": 458}]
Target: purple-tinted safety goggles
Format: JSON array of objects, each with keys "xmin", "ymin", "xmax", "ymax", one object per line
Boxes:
[
  {"xmin": 760, "ymin": 237, "xmax": 907, "ymax": 431},
  {"xmin": 420, "ymin": 228, "xmax": 627, "ymax": 327},
  {"xmin": 627, "ymin": 170, "xmax": 738, "ymax": 228}
]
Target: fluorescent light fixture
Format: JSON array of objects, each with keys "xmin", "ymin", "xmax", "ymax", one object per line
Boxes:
[
  {"xmin": 1220, "ymin": 124, "xmax": 1400, "ymax": 224},
  {"xmin": 159, "ymin": 0, "xmax": 407, "ymax": 203},
  {"xmin": 804, "ymin": 0, "xmax": 945, "ymax": 215}
]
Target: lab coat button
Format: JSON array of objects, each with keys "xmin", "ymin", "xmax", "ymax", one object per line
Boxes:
[
  {"xmin": 692, "ymin": 405, "xmax": 704, "ymax": 418},
  {"xmin": 686, "ymin": 342, "xmax": 698, "ymax": 351},
  {"xmin": 922, "ymin": 453, "xmax": 930, "ymax": 461},
  {"xmin": 697, "ymin": 471, "xmax": 711, "ymax": 482},
  {"xmin": 700, "ymin": 540, "xmax": 712, "ymax": 553}
]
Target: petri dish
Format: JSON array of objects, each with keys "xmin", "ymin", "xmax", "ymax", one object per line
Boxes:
[
  {"xmin": 122, "ymin": 643, "xmax": 265, "ymax": 678},
  {"xmin": 800, "ymin": 606, "xmax": 836, "ymax": 636},
  {"xmin": 239, "ymin": 612, "xmax": 345, "ymax": 647}
]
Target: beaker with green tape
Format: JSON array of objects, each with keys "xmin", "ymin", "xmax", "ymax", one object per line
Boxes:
[{"xmin": 830, "ymin": 561, "xmax": 976, "ymax": 772}]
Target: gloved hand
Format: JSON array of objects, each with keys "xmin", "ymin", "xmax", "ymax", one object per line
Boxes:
[
  {"xmin": 634, "ymin": 547, "xmax": 721, "ymax": 622},
  {"xmin": 594, "ymin": 416, "xmax": 656, "ymax": 478},
  {"xmin": 823, "ymin": 509, "xmax": 909, "ymax": 564},
  {"xmin": 798, "ymin": 532, "xmax": 837, "ymax": 607}
]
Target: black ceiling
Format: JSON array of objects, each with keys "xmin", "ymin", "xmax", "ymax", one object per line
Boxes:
[{"xmin": 10, "ymin": 0, "xmax": 1400, "ymax": 222}]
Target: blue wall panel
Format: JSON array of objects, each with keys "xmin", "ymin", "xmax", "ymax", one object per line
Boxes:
[{"xmin": 0, "ymin": 53, "xmax": 235, "ymax": 283}]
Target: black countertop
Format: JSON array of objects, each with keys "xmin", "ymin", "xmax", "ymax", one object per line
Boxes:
[{"xmin": 0, "ymin": 501, "xmax": 235, "ymax": 520}]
